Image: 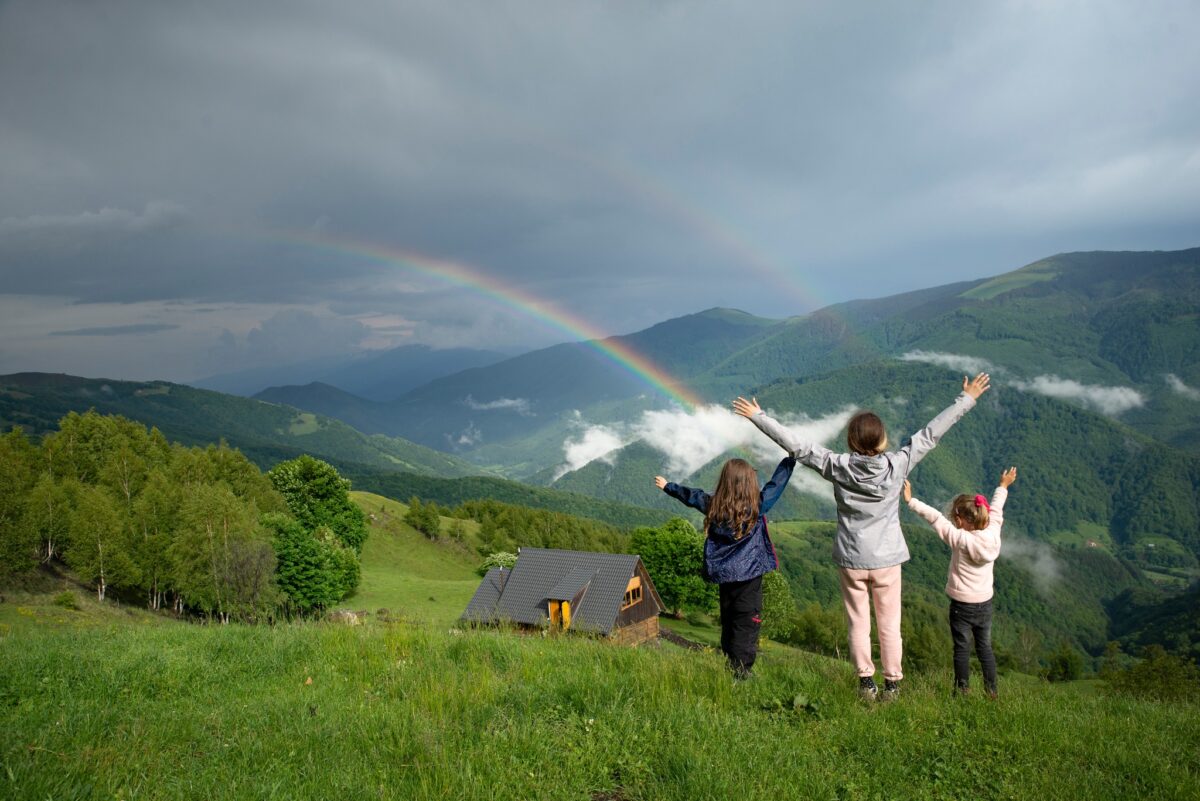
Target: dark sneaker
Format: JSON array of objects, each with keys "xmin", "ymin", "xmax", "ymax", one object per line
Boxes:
[
  {"xmin": 880, "ymin": 679, "xmax": 901, "ymax": 702},
  {"xmin": 858, "ymin": 676, "xmax": 878, "ymax": 701},
  {"xmin": 955, "ymin": 682, "xmax": 970, "ymax": 698}
]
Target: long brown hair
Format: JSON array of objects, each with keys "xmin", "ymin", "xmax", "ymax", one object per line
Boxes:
[{"xmin": 706, "ymin": 458, "xmax": 761, "ymax": 540}]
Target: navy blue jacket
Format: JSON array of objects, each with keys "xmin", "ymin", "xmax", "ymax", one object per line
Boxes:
[{"xmin": 662, "ymin": 456, "xmax": 795, "ymax": 583}]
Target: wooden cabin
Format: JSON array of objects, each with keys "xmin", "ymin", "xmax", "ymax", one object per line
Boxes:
[{"xmin": 460, "ymin": 547, "xmax": 666, "ymax": 646}]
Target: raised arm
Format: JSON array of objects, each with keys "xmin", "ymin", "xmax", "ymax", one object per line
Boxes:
[
  {"xmin": 759, "ymin": 456, "xmax": 796, "ymax": 515},
  {"xmin": 733, "ymin": 397, "xmax": 837, "ymax": 478},
  {"xmin": 904, "ymin": 480, "xmax": 1001, "ymax": 561},
  {"xmin": 989, "ymin": 466, "xmax": 1016, "ymax": 518},
  {"xmin": 656, "ymin": 475, "xmax": 711, "ymax": 513},
  {"xmin": 899, "ymin": 373, "xmax": 989, "ymax": 472}
]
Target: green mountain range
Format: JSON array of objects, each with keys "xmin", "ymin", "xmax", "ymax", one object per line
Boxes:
[
  {"xmin": 0, "ymin": 373, "xmax": 483, "ymax": 478},
  {"xmin": 253, "ymin": 248, "xmax": 1200, "ymax": 468}
]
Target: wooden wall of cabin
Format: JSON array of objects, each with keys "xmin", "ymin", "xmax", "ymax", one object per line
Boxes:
[
  {"xmin": 609, "ymin": 615, "xmax": 659, "ymax": 647},
  {"xmin": 616, "ymin": 563, "xmax": 662, "ymax": 628}
]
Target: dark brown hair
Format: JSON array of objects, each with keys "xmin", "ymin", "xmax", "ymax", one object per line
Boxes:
[
  {"xmin": 949, "ymin": 494, "xmax": 990, "ymax": 530},
  {"xmin": 847, "ymin": 411, "xmax": 887, "ymax": 456},
  {"xmin": 706, "ymin": 458, "xmax": 761, "ymax": 540}
]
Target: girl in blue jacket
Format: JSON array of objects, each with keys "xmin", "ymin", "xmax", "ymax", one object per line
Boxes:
[{"xmin": 655, "ymin": 455, "xmax": 795, "ymax": 678}]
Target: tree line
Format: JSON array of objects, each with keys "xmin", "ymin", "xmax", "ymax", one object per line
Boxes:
[{"xmin": 0, "ymin": 411, "xmax": 365, "ymax": 621}]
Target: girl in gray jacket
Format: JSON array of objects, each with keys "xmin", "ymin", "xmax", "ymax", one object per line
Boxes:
[{"xmin": 733, "ymin": 373, "xmax": 990, "ymax": 700}]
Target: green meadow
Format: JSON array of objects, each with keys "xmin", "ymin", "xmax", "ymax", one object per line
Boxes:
[{"xmin": 1, "ymin": 493, "xmax": 1198, "ymax": 800}]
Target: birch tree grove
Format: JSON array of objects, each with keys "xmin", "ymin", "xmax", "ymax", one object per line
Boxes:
[{"xmin": 0, "ymin": 411, "xmax": 360, "ymax": 622}]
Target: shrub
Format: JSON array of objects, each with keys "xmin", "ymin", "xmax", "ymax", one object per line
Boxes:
[
  {"xmin": 52, "ymin": 591, "xmax": 80, "ymax": 610},
  {"xmin": 1043, "ymin": 641, "xmax": 1085, "ymax": 682},
  {"xmin": 1107, "ymin": 645, "xmax": 1200, "ymax": 702},
  {"xmin": 477, "ymin": 551, "xmax": 517, "ymax": 577}
]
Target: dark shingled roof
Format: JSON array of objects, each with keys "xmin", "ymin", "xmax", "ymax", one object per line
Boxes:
[
  {"xmin": 461, "ymin": 567, "xmax": 509, "ymax": 623},
  {"xmin": 461, "ymin": 548, "xmax": 659, "ymax": 635}
]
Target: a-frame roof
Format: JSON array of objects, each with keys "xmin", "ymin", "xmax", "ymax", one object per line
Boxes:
[
  {"xmin": 461, "ymin": 567, "xmax": 509, "ymax": 623},
  {"xmin": 461, "ymin": 547, "xmax": 663, "ymax": 635}
]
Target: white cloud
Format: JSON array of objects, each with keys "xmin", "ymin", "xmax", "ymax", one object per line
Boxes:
[
  {"xmin": 555, "ymin": 403, "xmax": 855, "ymax": 498},
  {"xmin": 1000, "ymin": 536, "xmax": 1062, "ymax": 593},
  {"xmin": 1164, "ymin": 373, "xmax": 1200, "ymax": 401},
  {"xmin": 1011, "ymin": 375, "xmax": 1145, "ymax": 415},
  {"xmin": 463, "ymin": 395, "xmax": 534, "ymax": 416},
  {"xmin": 553, "ymin": 425, "xmax": 627, "ymax": 481},
  {"xmin": 899, "ymin": 350, "xmax": 995, "ymax": 375},
  {"xmin": 452, "ymin": 423, "xmax": 482, "ymax": 447}
]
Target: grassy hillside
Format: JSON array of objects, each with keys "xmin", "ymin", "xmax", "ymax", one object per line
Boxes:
[
  {"xmin": 2, "ymin": 487, "xmax": 1196, "ymax": 799},
  {"xmin": 2, "ymin": 620, "xmax": 1197, "ymax": 800},
  {"xmin": 0, "ymin": 373, "xmax": 484, "ymax": 478},
  {"xmin": 346, "ymin": 492, "xmax": 483, "ymax": 627}
]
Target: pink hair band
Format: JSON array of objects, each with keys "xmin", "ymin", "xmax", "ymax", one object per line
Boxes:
[{"xmin": 974, "ymin": 494, "xmax": 990, "ymax": 511}]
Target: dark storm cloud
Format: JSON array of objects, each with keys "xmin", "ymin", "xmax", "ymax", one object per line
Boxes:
[
  {"xmin": 50, "ymin": 323, "xmax": 180, "ymax": 337},
  {"xmin": 1, "ymin": 0, "xmax": 1198, "ymax": 378}
]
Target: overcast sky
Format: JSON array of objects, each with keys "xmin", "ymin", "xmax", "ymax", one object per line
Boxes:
[{"xmin": 2, "ymin": 0, "xmax": 1198, "ymax": 383}]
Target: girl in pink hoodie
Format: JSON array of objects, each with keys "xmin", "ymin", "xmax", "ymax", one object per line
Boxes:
[{"xmin": 903, "ymin": 467, "xmax": 1017, "ymax": 697}]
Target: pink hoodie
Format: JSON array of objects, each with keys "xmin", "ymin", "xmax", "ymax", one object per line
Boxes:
[{"xmin": 907, "ymin": 487, "xmax": 1006, "ymax": 603}]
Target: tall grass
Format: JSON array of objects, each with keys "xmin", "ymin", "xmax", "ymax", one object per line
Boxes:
[{"xmin": 2, "ymin": 621, "xmax": 1197, "ymax": 800}]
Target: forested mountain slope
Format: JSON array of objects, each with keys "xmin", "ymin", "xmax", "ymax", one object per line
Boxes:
[{"xmin": 0, "ymin": 373, "xmax": 484, "ymax": 478}]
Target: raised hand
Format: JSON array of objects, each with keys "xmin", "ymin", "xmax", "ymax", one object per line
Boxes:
[
  {"xmin": 963, "ymin": 372, "xmax": 991, "ymax": 399},
  {"xmin": 903, "ymin": 480, "xmax": 913, "ymax": 503},
  {"xmin": 732, "ymin": 396, "xmax": 761, "ymax": 418},
  {"xmin": 654, "ymin": 475, "xmax": 668, "ymax": 490},
  {"xmin": 999, "ymin": 466, "xmax": 1017, "ymax": 488}
]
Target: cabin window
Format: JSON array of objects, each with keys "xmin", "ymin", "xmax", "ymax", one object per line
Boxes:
[{"xmin": 622, "ymin": 576, "xmax": 643, "ymax": 610}]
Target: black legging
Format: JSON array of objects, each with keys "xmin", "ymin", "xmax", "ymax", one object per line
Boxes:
[{"xmin": 949, "ymin": 597, "xmax": 998, "ymax": 691}]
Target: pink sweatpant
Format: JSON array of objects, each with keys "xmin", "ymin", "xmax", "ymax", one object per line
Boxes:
[{"xmin": 839, "ymin": 565, "xmax": 903, "ymax": 681}]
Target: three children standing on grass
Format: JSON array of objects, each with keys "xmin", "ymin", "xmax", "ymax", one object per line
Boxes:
[{"xmin": 656, "ymin": 372, "xmax": 1010, "ymax": 698}]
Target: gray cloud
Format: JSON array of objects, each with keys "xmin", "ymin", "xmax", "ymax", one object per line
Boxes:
[
  {"xmin": 206, "ymin": 309, "xmax": 371, "ymax": 375},
  {"xmin": 50, "ymin": 323, "xmax": 180, "ymax": 337},
  {"xmin": 1, "ymin": 1, "xmax": 1199, "ymax": 379}
]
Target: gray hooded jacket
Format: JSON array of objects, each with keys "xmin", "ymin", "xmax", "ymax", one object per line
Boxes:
[{"xmin": 750, "ymin": 392, "xmax": 976, "ymax": 569}]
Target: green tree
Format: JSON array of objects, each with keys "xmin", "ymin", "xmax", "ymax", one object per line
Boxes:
[
  {"xmin": 788, "ymin": 603, "xmax": 846, "ymax": 657},
  {"xmin": 760, "ymin": 571, "xmax": 796, "ymax": 641},
  {"xmin": 629, "ymin": 517, "xmax": 716, "ymax": 616},
  {"xmin": 66, "ymin": 485, "xmax": 136, "ymax": 601},
  {"xmin": 268, "ymin": 455, "xmax": 366, "ymax": 552},
  {"xmin": 170, "ymin": 483, "xmax": 264, "ymax": 622},
  {"xmin": 131, "ymin": 469, "xmax": 179, "ymax": 611},
  {"xmin": 0, "ymin": 428, "xmax": 39, "ymax": 579},
  {"xmin": 405, "ymin": 497, "xmax": 441, "ymax": 539},
  {"xmin": 1107, "ymin": 645, "xmax": 1200, "ymax": 701},
  {"xmin": 1044, "ymin": 641, "xmax": 1085, "ymax": 682},
  {"xmin": 23, "ymin": 474, "xmax": 75, "ymax": 565},
  {"xmin": 265, "ymin": 514, "xmax": 358, "ymax": 614}
]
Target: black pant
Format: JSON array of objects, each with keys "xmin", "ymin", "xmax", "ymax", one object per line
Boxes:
[
  {"xmin": 719, "ymin": 575, "xmax": 763, "ymax": 676},
  {"xmin": 949, "ymin": 598, "xmax": 997, "ymax": 691}
]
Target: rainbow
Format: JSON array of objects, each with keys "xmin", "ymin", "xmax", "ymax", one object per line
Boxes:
[{"xmin": 263, "ymin": 229, "xmax": 705, "ymax": 408}]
